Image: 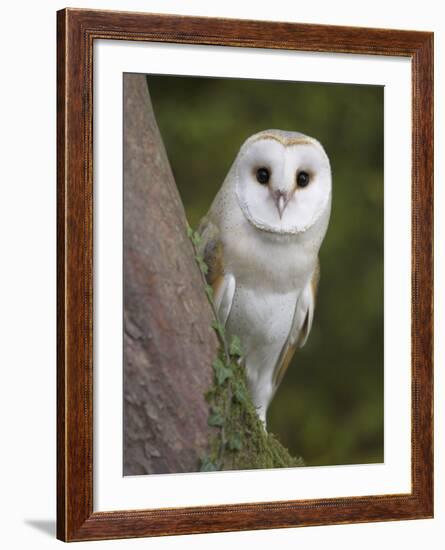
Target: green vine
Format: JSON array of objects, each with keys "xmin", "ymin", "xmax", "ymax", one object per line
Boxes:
[{"xmin": 187, "ymin": 225, "xmax": 304, "ymax": 472}]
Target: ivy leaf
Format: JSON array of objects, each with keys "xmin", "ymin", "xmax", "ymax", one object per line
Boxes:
[
  {"xmin": 186, "ymin": 225, "xmax": 194, "ymax": 239},
  {"xmin": 196, "ymin": 255, "xmax": 208, "ymax": 274},
  {"xmin": 211, "ymin": 320, "xmax": 225, "ymax": 340},
  {"xmin": 228, "ymin": 432, "xmax": 242, "ymax": 451},
  {"xmin": 208, "ymin": 410, "xmax": 225, "ymax": 427},
  {"xmin": 229, "ymin": 335, "xmax": 243, "ymax": 357},
  {"xmin": 191, "ymin": 231, "xmax": 202, "ymax": 247},
  {"xmin": 205, "ymin": 285, "xmax": 214, "ymax": 301},
  {"xmin": 212, "ymin": 358, "xmax": 232, "ymax": 385},
  {"xmin": 200, "ymin": 456, "xmax": 218, "ymax": 472},
  {"xmin": 232, "ymin": 382, "xmax": 247, "ymax": 404}
]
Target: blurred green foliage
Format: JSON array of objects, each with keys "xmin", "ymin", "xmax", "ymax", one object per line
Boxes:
[{"xmin": 148, "ymin": 75, "xmax": 383, "ymax": 467}]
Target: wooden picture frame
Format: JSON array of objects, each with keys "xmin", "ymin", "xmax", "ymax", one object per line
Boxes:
[{"xmin": 57, "ymin": 8, "xmax": 433, "ymax": 542}]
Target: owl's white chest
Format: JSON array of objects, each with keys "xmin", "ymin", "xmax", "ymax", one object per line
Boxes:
[
  {"xmin": 223, "ymin": 217, "xmax": 316, "ymax": 292},
  {"xmin": 227, "ymin": 285, "xmax": 297, "ymax": 370},
  {"xmin": 223, "ymin": 221, "xmax": 316, "ymax": 420}
]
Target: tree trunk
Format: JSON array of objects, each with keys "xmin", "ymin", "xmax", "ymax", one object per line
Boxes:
[{"xmin": 123, "ymin": 74, "xmax": 218, "ymax": 475}]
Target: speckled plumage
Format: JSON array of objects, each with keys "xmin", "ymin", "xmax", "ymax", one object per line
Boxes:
[{"xmin": 198, "ymin": 130, "xmax": 332, "ymax": 424}]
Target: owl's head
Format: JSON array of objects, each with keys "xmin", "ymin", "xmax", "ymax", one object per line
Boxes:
[{"xmin": 234, "ymin": 130, "xmax": 332, "ymax": 235}]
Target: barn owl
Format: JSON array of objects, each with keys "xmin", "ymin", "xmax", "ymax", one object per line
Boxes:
[{"xmin": 198, "ymin": 129, "xmax": 332, "ymax": 425}]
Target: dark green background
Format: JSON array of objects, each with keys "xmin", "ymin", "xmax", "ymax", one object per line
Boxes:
[{"xmin": 148, "ymin": 75, "xmax": 384, "ymax": 467}]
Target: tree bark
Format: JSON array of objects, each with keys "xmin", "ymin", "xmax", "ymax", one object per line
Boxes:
[{"xmin": 123, "ymin": 74, "xmax": 218, "ymax": 475}]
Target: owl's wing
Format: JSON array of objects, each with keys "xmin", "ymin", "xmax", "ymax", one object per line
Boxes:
[
  {"xmin": 197, "ymin": 215, "xmax": 236, "ymax": 326},
  {"xmin": 271, "ymin": 260, "xmax": 320, "ymax": 393}
]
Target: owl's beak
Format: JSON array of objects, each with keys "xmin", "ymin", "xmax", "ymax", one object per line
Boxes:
[{"xmin": 274, "ymin": 191, "xmax": 289, "ymax": 219}]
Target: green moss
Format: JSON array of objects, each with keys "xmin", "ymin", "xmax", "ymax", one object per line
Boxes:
[
  {"xmin": 203, "ymin": 349, "xmax": 303, "ymax": 471},
  {"xmin": 187, "ymin": 225, "xmax": 303, "ymax": 471}
]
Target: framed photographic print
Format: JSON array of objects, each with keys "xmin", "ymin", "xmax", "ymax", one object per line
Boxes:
[{"xmin": 57, "ymin": 8, "xmax": 433, "ymax": 542}]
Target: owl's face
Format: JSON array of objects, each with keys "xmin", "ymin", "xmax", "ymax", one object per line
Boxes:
[{"xmin": 234, "ymin": 130, "xmax": 332, "ymax": 235}]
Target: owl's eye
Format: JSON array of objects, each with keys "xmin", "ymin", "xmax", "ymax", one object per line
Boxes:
[
  {"xmin": 296, "ymin": 170, "xmax": 310, "ymax": 187},
  {"xmin": 256, "ymin": 167, "xmax": 270, "ymax": 185}
]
